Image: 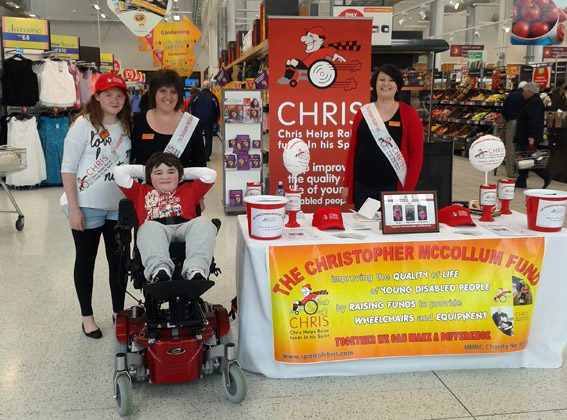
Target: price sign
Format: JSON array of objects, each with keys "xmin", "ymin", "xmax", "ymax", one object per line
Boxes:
[
  {"xmin": 2, "ymin": 16, "xmax": 50, "ymax": 50},
  {"xmin": 50, "ymin": 35, "xmax": 79, "ymax": 60}
]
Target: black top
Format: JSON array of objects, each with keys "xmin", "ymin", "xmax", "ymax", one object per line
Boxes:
[
  {"xmin": 354, "ymin": 108, "xmax": 403, "ymax": 188},
  {"xmin": 514, "ymin": 94, "xmax": 545, "ymax": 146},
  {"xmin": 502, "ymin": 89, "xmax": 525, "ymax": 121},
  {"xmin": 131, "ymin": 111, "xmax": 206, "ymax": 167},
  {"xmin": 1, "ymin": 56, "xmax": 39, "ymax": 106},
  {"xmin": 550, "ymin": 89, "xmax": 567, "ymax": 111}
]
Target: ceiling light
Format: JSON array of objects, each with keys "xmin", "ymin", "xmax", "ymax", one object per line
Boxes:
[
  {"xmin": 173, "ymin": 14, "xmax": 181, "ymax": 21},
  {"xmin": 474, "ymin": 29, "xmax": 481, "ymax": 37},
  {"xmin": 100, "ymin": 12, "xmax": 107, "ymax": 19},
  {"xmin": 503, "ymin": 25, "xmax": 511, "ymax": 33},
  {"xmin": 419, "ymin": 9, "xmax": 427, "ymax": 20},
  {"xmin": 6, "ymin": 2, "xmax": 20, "ymax": 8},
  {"xmin": 92, "ymin": 3, "xmax": 100, "ymax": 10},
  {"xmin": 399, "ymin": 17, "xmax": 407, "ymax": 26},
  {"xmin": 448, "ymin": 35, "xmax": 454, "ymax": 42},
  {"xmin": 455, "ymin": 1, "xmax": 460, "ymax": 10}
]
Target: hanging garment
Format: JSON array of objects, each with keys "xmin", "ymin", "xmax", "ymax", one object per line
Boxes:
[
  {"xmin": 35, "ymin": 60, "xmax": 76, "ymax": 107},
  {"xmin": 38, "ymin": 116, "xmax": 68, "ymax": 186},
  {"xmin": 68, "ymin": 64, "xmax": 81, "ymax": 110},
  {"xmin": 6, "ymin": 116, "xmax": 47, "ymax": 187},
  {"xmin": 1, "ymin": 55, "xmax": 39, "ymax": 106},
  {"xmin": 78, "ymin": 69, "xmax": 93, "ymax": 106}
]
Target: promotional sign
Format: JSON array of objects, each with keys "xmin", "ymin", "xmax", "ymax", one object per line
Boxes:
[
  {"xmin": 511, "ymin": 0, "xmax": 564, "ymax": 46},
  {"xmin": 333, "ymin": 6, "xmax": 392, "ymax": 46},
  {"xmin": 50, "ymin": 35, "xmax": 79, "ymax": 60},
  {"xmin": 162, "ymin": 47, "xmax": 196, "ymax": 77},
  {"xmin": 107, "ymin": 0, "xmax": 171, "ymax": 37},
  {"xmin": 469, "ymin": 135, "xmax": 506, "ymax": 173},
  {"xmin": 269, "ymin": 17, "xmax": 372, "ymax": 212},
  {"xmin": 100, "ymin": 53, "xmax": 114, "ymax": 72},
  {"xmin": 269, "ymin": 237, "xmax": 544, "ymax": 363},
  {"xmin": 532, "ymin": 66, "xmax": 551, "ymax": 88},
  {"xmin": 138, "ymin": 15, "xmax": 200, "ymax": 52},
  {"xmin": 2, "ymin": 16, "xmax": 50, "ymax": 50},
  {"xmin": 123, "ymin": 68, "xmax": 145, "ymax": 82},
  {"xmin": 450, "ymin": 45, "xmax": 483, "ymax": 57},
  {"xmin": 543, "ymin": 46, "xmax": 567, "ymax": 58}
]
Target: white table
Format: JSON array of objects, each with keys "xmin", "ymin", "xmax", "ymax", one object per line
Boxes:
[{"xmin": 235, "ymin": 212, "xmax": 567, "ymax": 378}]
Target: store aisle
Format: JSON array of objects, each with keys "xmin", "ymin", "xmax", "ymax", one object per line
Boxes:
[{"xmin": 1, "ymin": 144, "xmax": 566, "ymax": 419}]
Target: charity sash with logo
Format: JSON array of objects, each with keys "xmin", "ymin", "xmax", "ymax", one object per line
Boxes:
[
  {"xmin": 164, "ymin": 112, "xmax": 199, "ymax": 157},
  {"xmin": 360, "ymin": 103, "xmax": 407, "ymax": 188}
]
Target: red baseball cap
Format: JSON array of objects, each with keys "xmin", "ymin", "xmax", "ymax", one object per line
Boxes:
[
  {"xmin": 438, "ymin": 205, "xmax": 476, "ymax": 227},
  {"xmin": 312, "ymin": 207, "xmax": 345, "ymax": 230},
  {"xmin": 95, "ymin": 74, "xmax": 128, "ymax": 93},
  {"xmin": 305, "ymin": 26, "xmax": 325, "ymax": 38}
]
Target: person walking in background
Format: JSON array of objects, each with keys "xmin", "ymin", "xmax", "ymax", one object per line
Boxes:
[
  {"xmin": 130, "ymin": 88, "xmax": 141, "ymax": 114},
  {"xmin": 502, "ymin": 81, "xmax": 526, "ymax": 178},
  {"xmin": 182, "ymin": 87, "xmax": 199, "ymax": 113},
  {"xmin": 550, "ymin": 82, "xmax": 567, "ymax": 111},
  {"xmin": 190, "ymin": 81, "xmax": 220, "ymax": 162},
  {"xmin": 514, "ymin": 82, "xmax": 552, "ymax": 189},
  {"xmin": 342, "ymin": 64, "xmax": 423, "ymax": 210}
]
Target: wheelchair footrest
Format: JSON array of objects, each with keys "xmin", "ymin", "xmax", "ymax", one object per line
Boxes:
[{"xmin": 143, "ymin": 279, "xmax": 215, "ymax": 301}]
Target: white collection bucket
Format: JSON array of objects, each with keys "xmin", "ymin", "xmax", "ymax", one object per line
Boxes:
[
  {"xmin": 243, "ymin": 195, "xmax": 288, "ymax": 240},
  {"xmin": 523, "ymin": 189, "xmax": 567, "ymax": 232}
]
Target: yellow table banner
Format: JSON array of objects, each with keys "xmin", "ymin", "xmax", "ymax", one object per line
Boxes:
[{"xmin": 269, "ymin": 237, "xmax": 544, "ymax": 363}]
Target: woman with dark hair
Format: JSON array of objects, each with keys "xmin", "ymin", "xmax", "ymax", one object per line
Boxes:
[
  {"xmin": 131, "ymin": 69, "xmax": 206, "ymax": 169},
  {"xmin": 343, "ymin": 64, "xmax": 424, "ymax": 210}
]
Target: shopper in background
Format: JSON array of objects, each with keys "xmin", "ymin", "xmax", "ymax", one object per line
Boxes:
[
  {"xmin": 130, "ymin": 88, "xmax": 141, "ymax": 114},
  {"xmin": 138, "ymin": 84, "xmax": 149, "ymax": 113},
  {"xmin": 550, "ymin": 82, "xmax": 567, "ymax": 111},
  {"xmin": 342, "ymin": 64, "xmax": 424, "ymax": 210},
  {"xmin": 514, "ymin": 82, "xmax": 552, "ymax": 189},
  {"xmin": 189, "ymin": 80, "xmax": 220, "ymax": 161},
  {"xmin": 502, "ymin": 81, "xmax": 526, "ymax": 178},
  {"xmin": 60, "ymin": 74, "xmax": 132, "ymax": 339},
  {"xmin": 182, "ymin": 86, "xmax": 199, "ymax": 113}
]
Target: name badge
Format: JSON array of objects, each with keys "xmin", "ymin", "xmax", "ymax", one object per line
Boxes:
[
  {"xmin": 142, "ymin": 133, "xmax": 155, "ymax": 140},
  {"xmin": 388, "ymin": 121, "xmax": 401, "ymax": 127},
  {"xmin": 100, "ymin": 129, "xmax": 110, "ymax": 139}
]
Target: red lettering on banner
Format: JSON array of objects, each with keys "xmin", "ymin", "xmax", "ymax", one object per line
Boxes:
[
  {"xmin": 272, "ymin": 267, "xmax": 305, "ymax": 295},
  {"xmin": 505, "ymin": 254, "xmax": 540, "ymax": 285},
  {"xmin": 289, "ymin": 315, "xmax": 328, "ymax": 329}
]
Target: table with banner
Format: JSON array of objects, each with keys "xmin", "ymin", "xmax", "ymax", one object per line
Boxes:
[{"xmin": 235, "ymin": 211, "xmax": 567, "ymax": 378}]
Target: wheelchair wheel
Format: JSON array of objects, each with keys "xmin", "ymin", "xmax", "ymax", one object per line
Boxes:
[
  {"xmin": 222, "ymin": 363, "xmax": 247, "ymax": 403},
  {"xmin": 304, "ymin": 300, "xmax": 318, "ymax": 315},
  {"xmin": 115, "ymin": 374, "xmax": 133, "ymax": 416},
  {"xmin": 308, "ymin": 59, "xmax": 337, "ymax": 89}
]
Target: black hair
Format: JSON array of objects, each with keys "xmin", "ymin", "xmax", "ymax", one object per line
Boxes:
[
  {"xmin": 145, "ymin": 152, "xmax": 184, "ymax": 187},
  {"xmin": 370, "ymin": 64, "xmax": 404, "ymax": 102},
  {"xmin": 148, "ymin": 69, "xmax": 184, "ymax": 111}
]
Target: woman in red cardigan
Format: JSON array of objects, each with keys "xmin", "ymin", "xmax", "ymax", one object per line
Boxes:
[{"xmin": 343, "ymin": 64, "xmax": 424, "ymax": 210}]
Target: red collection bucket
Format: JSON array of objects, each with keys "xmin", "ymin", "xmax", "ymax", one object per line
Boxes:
[
  {"xmin": 243, "ymin": 195, "xmax": 288, "ymax": 240},
  {"xmin": 523, "ymin": 189, "xmax": 567, "ymax": 232}
]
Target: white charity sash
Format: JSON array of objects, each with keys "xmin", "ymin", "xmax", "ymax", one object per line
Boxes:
[
  {"xmin": 164, "ymin": 112, "xmax": 199, "ymax": 158},
  {"xmin": 360, "ymin": 103, "xmax": 407, "ymax": 188}
]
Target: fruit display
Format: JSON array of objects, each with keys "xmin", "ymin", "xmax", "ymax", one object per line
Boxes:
[
  {"xmin": 484, "ymin": 111, "xmax": 504, "ymax": 122},
  {"xmin": 469, "ymin": 91, "xmax": 488, "ymax": 101},
  {"xmin": 486, "ymin": 93, "xmax": 507, "ymax": 102},
  {"xmin": 512, "ymin": 0, "xmax": 564, "ymax": 42},
  {"xmin": 471, "ymin": 109, "xmax": 490, "ymax": 121}
]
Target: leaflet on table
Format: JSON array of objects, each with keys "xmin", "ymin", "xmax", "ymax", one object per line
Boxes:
[
  {"xmin": 478, "ymin": 223, "xmax": 537, "ymax": 237},
  {"xmin": 268, "ymin": 237, "xmax": 544, "ymax": 363}
]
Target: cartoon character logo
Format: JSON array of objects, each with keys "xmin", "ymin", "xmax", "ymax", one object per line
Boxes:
[
  {"xmin": 277, "ymin": 26, "xmax": 362, "ymax": 90},
  {"xmin": 290, "ymin": 283, "xmax": 329, "ymax": 315}
]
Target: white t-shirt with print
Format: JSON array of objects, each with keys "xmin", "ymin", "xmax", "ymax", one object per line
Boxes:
[{"xmin": 60, "ymin": 115, "xmax": 131, "ymax": 210}]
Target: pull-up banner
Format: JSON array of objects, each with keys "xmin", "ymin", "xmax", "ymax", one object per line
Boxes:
[
  {"xmin": 268, "ymin": 17, "xmax": 372, "ymax": 212},
  {"xmin": 269, "ymin": 237, "xmax": 544, "ymax": 363}
]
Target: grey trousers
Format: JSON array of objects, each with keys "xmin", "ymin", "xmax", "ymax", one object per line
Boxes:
[
  {"xmin": 505, "ymin": 120, "xmax": 518, "ymax": 178},
  {"xmin": 137, "ymin": 217, "xmax": 217, "ymax": 280}
]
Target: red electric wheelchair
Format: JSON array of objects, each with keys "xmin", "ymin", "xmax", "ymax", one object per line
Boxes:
[{"xmin": 113, "ymin": 199, "xmax": 246, "ymax": 416}]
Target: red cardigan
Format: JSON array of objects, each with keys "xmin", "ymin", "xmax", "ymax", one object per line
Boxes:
[{"xmin": 343, "ymin": 101, "xmax": 424, "ymax": 203}]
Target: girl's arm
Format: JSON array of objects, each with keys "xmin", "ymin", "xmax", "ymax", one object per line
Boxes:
[{"xmin": 61, "ymin": 173, "xmax": 84, "ymax": 231}]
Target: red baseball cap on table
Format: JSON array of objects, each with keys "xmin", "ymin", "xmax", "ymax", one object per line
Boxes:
[
  {"xmin": 95, "ymin": 74, "xmax": 128, "ymax": 93},
  {"xmin": 312, "ymin": 207, "xmax": 345, "ymax": 230},
  {"xmin": 438, "ymin": 205, "xmax": 476, "ymax": 227}
]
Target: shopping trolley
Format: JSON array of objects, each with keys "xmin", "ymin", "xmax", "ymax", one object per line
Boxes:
[{"xmin": 0, "ymin": 146, "xmax": 26, "ymax": 230}]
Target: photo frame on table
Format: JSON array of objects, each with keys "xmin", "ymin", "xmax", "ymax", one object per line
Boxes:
[{"xmin": 381, "ymin": 191, "xmax": 439, "ymax": 234}]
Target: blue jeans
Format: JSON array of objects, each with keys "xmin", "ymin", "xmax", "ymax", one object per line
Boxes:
[{"xmin": 137, "ymin": 217, "xmax": 217, "ymax": 280}]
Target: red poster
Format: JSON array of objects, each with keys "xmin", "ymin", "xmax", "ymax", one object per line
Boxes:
[{"xmin": 268, "ymin": 17, "xmax": 372, "ymax": 212}]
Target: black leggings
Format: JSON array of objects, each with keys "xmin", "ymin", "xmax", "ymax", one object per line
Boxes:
[{"xmin": 71, "ymin": 220, "xmax": 126, "ymax": 316}]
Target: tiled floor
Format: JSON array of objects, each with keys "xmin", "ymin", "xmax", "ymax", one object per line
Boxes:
[{"xmin": 1, "ymin": 140, "xmax": 566, "ymax": 419}]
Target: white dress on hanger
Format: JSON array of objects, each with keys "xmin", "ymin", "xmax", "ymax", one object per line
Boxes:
[
  {"xmin": 6, "ymin": 117, "xmax": 47, "ymax": 187},
  {"xmin": 35, "ymin": 59, "xmax": 76, "ymax": 107}
]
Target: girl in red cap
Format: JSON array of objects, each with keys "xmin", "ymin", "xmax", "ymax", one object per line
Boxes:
[{"xmin": 61, "ymin": 74, "xmax": 132, "ymax": 339}]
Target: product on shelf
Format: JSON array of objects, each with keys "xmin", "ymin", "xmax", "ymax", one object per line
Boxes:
[
  {"xmin": 225, "ymin": 154, "xmax": 236, "ymax": 169},
  {"xmin": 486, "ymin": 93, "xmax": 507, "ymax": 102},
  {"xmin": 471, "ymin": 108, "xmax": 489, "ymax": 121},
  {"xmin": 469, "ymin": 91, "xmax": 488, "ymax": 101},
  {"xmin": 483, "ymin": 111, "xmax": 503, "ymax": 122},
  {"xmin": 236, "ymin": 154, "xmax": 250, "ymax": 170},
  {"xmin": 229, "ymin": 189, "xmax": 243, "ymax": 206}
]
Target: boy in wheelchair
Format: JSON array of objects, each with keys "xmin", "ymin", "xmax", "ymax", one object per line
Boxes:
[{"xmin": 114, "ymin": 152, "xmax": 217, "ymax": 285}]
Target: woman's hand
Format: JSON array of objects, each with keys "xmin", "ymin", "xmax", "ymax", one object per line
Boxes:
[
  {"xmin": 199, "ymin": 198, "xmax": 205, "ymax": 212},
  {"xmin": 341, "ymin": 187, "xmax": 349, "ymax": 203},
  {"xmin": 69, "ymin": 207, "xmax": 85, "ymax": 231}
]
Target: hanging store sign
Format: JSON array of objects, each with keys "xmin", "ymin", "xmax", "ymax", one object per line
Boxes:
[
  {"xmin": 543, "ymin": 46, "xmax": 567, "ymax": 59},
  {"xmin": 269, "ymin": 237, "xmax": 544, "ymax": 363},
  {"xmin": 333, "ymin": 6, "xmax": 392, "ymax": 46},
  {"xmin": 2, "ymin": 16, "xmax": 50, "ymax": 50},
  {"xmin": 100, "ymin": 53, "xmax": 114, "ymax": 72},
  {"xmin": 450, "ymin": 45, "xmax": 484, "ymax": 57},
  {"xmin": 50, "ymin": 35, "xmax": 79, "ymax": 60},
  {"xmin": 532, "ymin": 66, "xmax": 551, "ymax": 88},
  {"xmin": 269, "ymin": 17, "xmax": 372, "ymax": 213},
  {"xmin": 107, "ymin": 0, "xmax": 172, "ymax": 37},
  {"xmin": 137, "ymin": 15, "xmax": 200, "ymax": 52}
]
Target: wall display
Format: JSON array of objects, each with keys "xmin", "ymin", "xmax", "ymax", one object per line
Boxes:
[
  {"xmin": 511, "ymin": 0, "xmax": 565, "ymax": 46},
  {"xmin": 269, "ymin": 17, "xmax": 372, "ymax": 213},
  {"xmin": 268, "ymin": 237, "xmax": 544, "ymax": 363},
  {"xmin": 381, "ymin": 191, "xmax": 438, "ymax": 234},
  {"xmin": 222, "ymin": 90, "xmax": 263, "ymax": 213},
  {"xmin": 107, "ymin": 0, "xmax": 172, "ymax": 37}
]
